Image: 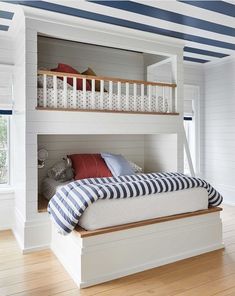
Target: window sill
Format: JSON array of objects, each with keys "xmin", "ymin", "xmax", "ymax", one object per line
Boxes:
[{"xmin": 0, "ymin": 187, "xmax": 14, "ymax": 194}]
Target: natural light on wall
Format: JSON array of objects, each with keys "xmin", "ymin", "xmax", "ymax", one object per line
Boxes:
[
  {"xmin": 0, "ymin": 116, "xmax": 9, "ymax": 185},
  {"xmin": 0, "ymin": 67, "xmax": 13, "ymax": 186}
]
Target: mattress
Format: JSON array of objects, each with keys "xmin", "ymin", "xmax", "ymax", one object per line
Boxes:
[
  {"xmin": 79, "ymin": 187, "xmax": 208, "ymax": 230},
  {"xmin": 37, "ymin": 88, "xmax": 168, "ymax": 112},
  {"xmin": 43, "ymin": 178, "xmax": 208, "ymax": 231}
]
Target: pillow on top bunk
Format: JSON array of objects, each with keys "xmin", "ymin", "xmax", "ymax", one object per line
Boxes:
[
  {"xmin": 68, "ymin": 154, "xmax": 112, "ymax": 180},
  {"xmin": 101, "ymin": 153, "xmax": 135, "ymax": 177},
  {"xmin": 82, "ymin": 67, "xmax": 106, "ymax": 92},
  {"xmin": 51, "ymin": 63, "xmax": 91, "ymax": 91}
]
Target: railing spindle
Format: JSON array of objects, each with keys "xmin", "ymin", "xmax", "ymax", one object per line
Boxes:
[
  {"xmin": 91, "ymin": 79, "xmax": 95, "ymax": 109},
  {"xmin": 141, "ymin": 84, "xmax": 144, "ymax": 111},
  {"xmin": 73, "ymin": 77, "xmax": 76, "ymax": 109},
  {"xmin": 100, "ymin": 80, "xmax": 104, "ymax": 109},
  {"xmin": 43, "ymin": 74, "xmax": 47, "ymax": 108},
  {"xmin": 83, "ymin": 78, "xmax": 86, "ymax": 109},
  {"xmin": 133, "ymin": 83, "xmax": 137, "ymax": 111},
  {"xmin": 63, "ymin": 76, "xmax": 67, "ymax": 108},
  {"xmin": 117, "ymin": 81, "xmax": 121, "ymax": 110},
  {"xmin": 148, "ymin": 85, "xmax": 152, "ymax": 111},
  {"xmin": 109, "ymin": 81, "xmax": 113, "ymax": 110},
  {"xmin": 53, "ymin": 75, "xmax": 57, "ymax": 108},
  {"xmin": 125, "ymin": 82, "xmax": 129, "ymax": 111},
  {"xmin": 155, "ymin": 86, "xmax": 159, "ymax": 112}
]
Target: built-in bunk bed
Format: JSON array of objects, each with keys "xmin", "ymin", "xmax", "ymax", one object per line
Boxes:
[{"xmin": 36, "ymin": 38, "xmax": 223, "ymax": 288}]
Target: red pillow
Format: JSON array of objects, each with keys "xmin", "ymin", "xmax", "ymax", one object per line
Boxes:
[
  {"xmin": 68, "ymin": 154, "xmax": 112, "ymax": 180},
  {"xmin": 51, "ymin": 63, "xmax": 91, "ymax": 91}
]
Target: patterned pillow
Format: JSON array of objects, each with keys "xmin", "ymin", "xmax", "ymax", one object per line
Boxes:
[
  {"xmin": 128, "ymin": 161, "xmax": 143, "ymax": 174},
  {"xmin": 38, "ymin": 75, "xmax": 73, "ymax": 90}
]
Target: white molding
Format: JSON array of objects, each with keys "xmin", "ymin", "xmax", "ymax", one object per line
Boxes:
[{"xmin": 22, "ymin": 6, "xmax": 184, "ymax": 51}]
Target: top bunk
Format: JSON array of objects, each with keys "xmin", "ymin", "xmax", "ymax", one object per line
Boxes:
[{"xmin": 36, "ymin": 37, "xmax": 179, "ymax": 116}]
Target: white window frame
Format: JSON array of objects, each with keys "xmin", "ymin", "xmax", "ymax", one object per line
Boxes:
[
  {"xmin": 0, "ymin": 115, "xmax": 11, "ymax": 187},
  {"xmin": 184, "ymin": 84, "xmax": 201, "ymax": 176}
]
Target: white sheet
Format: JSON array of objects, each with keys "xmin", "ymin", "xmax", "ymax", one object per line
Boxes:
[{"xmin": 42, "ymin": 178, "xmax": 209, "ymax": 230}]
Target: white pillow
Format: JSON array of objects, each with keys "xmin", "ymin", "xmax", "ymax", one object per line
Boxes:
[
  {"xmin": 128, "ymin": 161, "xmax": 143, "ymax": 174},
  {"xmin": 38, "ymin": 75, "xmax": 73, "ymax": 90}
]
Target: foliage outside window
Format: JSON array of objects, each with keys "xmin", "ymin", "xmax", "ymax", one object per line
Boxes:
[{"xmin": 0, "ymin": 116, "xmax": 9, "ymax": 185}]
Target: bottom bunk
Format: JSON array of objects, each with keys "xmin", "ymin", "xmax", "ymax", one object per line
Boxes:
[{"xmin": 51, "ymin": 207, "xmax": 223, "ymax": 288}]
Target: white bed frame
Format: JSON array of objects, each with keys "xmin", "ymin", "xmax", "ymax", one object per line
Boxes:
[{"xmin": 51, "ymin": 207, "xmax": 223, "ymax": 288}]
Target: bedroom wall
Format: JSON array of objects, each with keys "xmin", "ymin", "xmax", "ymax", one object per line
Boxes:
[
  {"xmin": 38, "ymin": 36, "xmax": 144, "ymax": 81},
  {"xmin": 203, "ymin": 57, "xmax": 235, "ymax": 205},
  {"xmin": 38, "ymin": 134, "xmax": 145, "ymax": 192},
  {"xmin": 0, "ymin": 38, "xmax": 15, "ymax": 231}
]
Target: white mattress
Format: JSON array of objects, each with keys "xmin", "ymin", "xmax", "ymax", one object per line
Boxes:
[
  {"xmin": 42, "ymin": 178, "xmax": 209, "ymax": 231},
  {"xmin": 79, "ymin": 187, "xmax": 208, "ymax": 230}
]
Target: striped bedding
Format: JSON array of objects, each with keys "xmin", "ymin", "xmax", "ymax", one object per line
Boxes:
[{"xmin": 48, "ymin": 172, "xmax": 223, "ymax": 235}]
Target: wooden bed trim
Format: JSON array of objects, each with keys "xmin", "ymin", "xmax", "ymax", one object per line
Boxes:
[
  {"xmin": 75, "ymin": 207, "xmax": 222, "ymax": 238},
  {"xmin": 36, "ymin": 107, "xmax": 179, "ymax": 116},
  {"xmin": 38, "ymin": 70, "xmax": 177, "ymax": 88}
]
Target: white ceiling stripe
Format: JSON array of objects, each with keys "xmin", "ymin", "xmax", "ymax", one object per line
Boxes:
[
  {"xmin": 184, "ymin": 41, "xmax": 235, "ymax": 56},
  {"xmin": 133, "ymin": 0, "xmax": 235, "ymax": 29},
  {"xmin": 45, "ymin": 0, "xmax": 235, "ymax": 45},
  {"xmin": 0, "ymin": 19, "xmax": 11, "ymax": 26},
  {"xmin": 183, "ymin": 52, "xmax": 219, "ymax": 61}
]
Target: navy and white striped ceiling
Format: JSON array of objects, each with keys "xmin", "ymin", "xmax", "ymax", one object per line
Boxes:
[{"xmin": 1, "ymin": 0, "xmax": 235, "ymax": 63}]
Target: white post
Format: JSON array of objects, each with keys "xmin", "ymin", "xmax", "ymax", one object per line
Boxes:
[
  {"xmin": 53, "ymin": 75, "xmax": 57, "ymax": 108},
  {"xmin": 182, "ymin": 125, "xmax": 195, "ymax": 177},
  {"xmin": 133, "ymin": 83, "xmax": 137, "ymax": 111},
  {"xmin": 117, "ymin": 81, "xmax": 121, "ymax": 110},
  {"xmin": 125, "ymin": 82, "xmax": 129, "ymax": 111},
  {"xmin": 148, "ymin": 85, "xmax": 152, "ymax": 112},
  {"xmin": 73, "ymin": 77, "xmax": 77, "ymax": 109},
  {"xmin": 100, "ymin": 80, "xmax": 104, "ymax": 109},
  {"xmin": 141, "ymin": 84, "xmax": 144, "ymax": 111},
  {"xmin": 109, "ymin": 81, "xmax": 113, "ymax": 110},
  {"xmin": 83, "ymin": 78, "xmax": 86, "ymax": 109},
  {"xmin": 155, "ymin": 86, "xmax": 159, "ymax": 112},
  {"xmin": 63, "ymin": 76, "xmax": 67, "ymax": 108},
  {"xmin": 91, "ymin": 79, "xmax": 95, "ymax": 109},
  {"xmin": 43, "ymin": 74, "xmax": 47, "ymax": 108}
]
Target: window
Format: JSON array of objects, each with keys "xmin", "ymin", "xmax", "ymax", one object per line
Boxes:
[{"xmin": 0, "ymin": 115, "xmax": 10, "ymax": 185}]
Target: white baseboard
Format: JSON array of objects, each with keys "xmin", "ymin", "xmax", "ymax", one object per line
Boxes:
[
  {"xmin": 13, "ymin": 208, "xmax": 51, "ymax": 252},
  {"xmin": 0, "ymin": 193, "xmax": 14, "ymax": 231}
]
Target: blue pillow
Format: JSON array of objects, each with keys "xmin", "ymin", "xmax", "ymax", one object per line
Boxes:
[{"xmin": 101, "ymin": 153, "xmax": 135, "ymax": 177}]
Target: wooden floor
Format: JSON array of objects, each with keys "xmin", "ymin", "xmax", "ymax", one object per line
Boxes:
[{"xmin": 0, "ymin": 205, "xmax": 235, "ymax": 296}]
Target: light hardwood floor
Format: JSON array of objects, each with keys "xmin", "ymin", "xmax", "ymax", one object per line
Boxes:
[{"xmin": 0, "ymin": 205, "xmax": 235, "ymax": 296}]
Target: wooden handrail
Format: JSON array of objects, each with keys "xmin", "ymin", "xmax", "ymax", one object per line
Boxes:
[{"xmin": 38, "ymin": 70, "xmax": 177, "ymax": 88}]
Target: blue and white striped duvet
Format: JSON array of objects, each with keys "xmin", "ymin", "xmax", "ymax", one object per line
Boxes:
[{"xmin": 48, "ymin": 172, "xmax": 223, "ymax": 235}]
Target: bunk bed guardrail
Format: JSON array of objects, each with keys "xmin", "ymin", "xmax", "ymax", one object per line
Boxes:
[{"xmin": 37, "ymin": 70, "xmax": 178, "ymax": 115}]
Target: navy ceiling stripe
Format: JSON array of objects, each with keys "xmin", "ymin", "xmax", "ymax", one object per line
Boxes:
[
  {"xmin": 0, "ymin": 110, "xmax": 12, "ymax": 115},
  {"xmin": 91, "ymin": 1, "xmax": 235, "ymax": 37},
  {"xmin": 0, "ymin": 10, "xmax": 14, "ymax": 20},
  {"xmin": 184, "ymin": 47, "xmax": 229, "ymax": 58},
  {"xmin": 180, "ymin": 1, "xmax": 235, "ymax": 18},
  {"xmin": 184, "ymin": 56, "xmax": 209, "ymax": 63},
  {"xmin": 13, "ymin": 1, "xmax": 235, "ymax": 51},
  {"xmin": 0, "ymin": 24, "xmax": 9, "ymax": 31}
]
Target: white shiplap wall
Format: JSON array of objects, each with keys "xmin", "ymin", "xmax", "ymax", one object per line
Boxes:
[
  {"xmin": 38, "ymin": 36, "xmax": 144, "ymax": 81},
  {"xmin": 0, "ymin": 37, "xmax": 14, "ymax": 231},
  {"xmin": 204, "ymin": 58, "xmax": 235, "ymax": 204}
]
